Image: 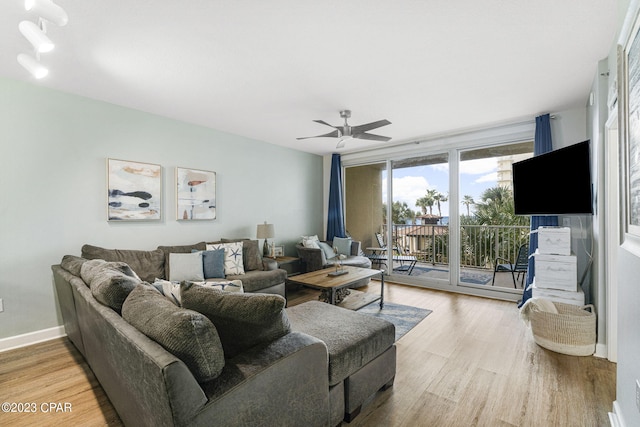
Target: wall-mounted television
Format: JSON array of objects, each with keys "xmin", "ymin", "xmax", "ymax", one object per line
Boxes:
[{"xmin": 512, "ymin": 140, "xmax": 593, "ymax": 215}]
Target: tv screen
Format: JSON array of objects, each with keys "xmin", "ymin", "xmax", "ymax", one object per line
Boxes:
[{"xmin": 512, "ymin": 140, "xmax": 593, "ymax": 215}]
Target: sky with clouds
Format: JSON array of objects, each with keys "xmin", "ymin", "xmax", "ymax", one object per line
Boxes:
[{"xmin": 382, "ymin": 158, "xmax": 499, "ymax": 217}]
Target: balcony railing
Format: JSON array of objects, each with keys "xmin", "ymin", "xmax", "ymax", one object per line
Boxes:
[{"xmin": 381, "ymin": 224, "xmax": 530, "ymax": 270}]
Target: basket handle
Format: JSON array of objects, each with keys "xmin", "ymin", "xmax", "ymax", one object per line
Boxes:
[{"xmin": 582, "ymin": 304, "xmax": 595, "ymax": 314}]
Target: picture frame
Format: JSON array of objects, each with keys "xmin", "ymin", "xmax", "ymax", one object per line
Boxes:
[
  {"xmin": 273, "ymin": 245, "xmax": 285, "ymax": 257},
  {"xmin": 176, "ymin": 167, "xmax": 216, "ymax": 220},
  {"xmin": 621, "ymin": 9, "xmax": 640, "ymax": 239},
  {"xmin": 107, "ymin": 158, "xmax": 162, "ymax": 221}
]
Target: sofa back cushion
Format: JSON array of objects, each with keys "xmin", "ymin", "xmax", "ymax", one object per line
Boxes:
[
  {"xmin": 80, "ymin": 259, "xmax": 141, "ymax": 313},
  {"xmin": 81, "ymin": 244, "xmax": 165, "ymax": 282},
  {"xmin": 122, "ymin": 283, "xmax": 225, "ymax": 383},
  {"xmin": 181, "ymin": 282, "xmax": 290, "ymax": 358}
]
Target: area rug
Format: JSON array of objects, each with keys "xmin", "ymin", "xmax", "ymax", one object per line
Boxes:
[
  {"xmin": 394, "ymin": 265, "xmax": 492, "ymax": 285},
  {"xmin": 357, "ymin": 302, "xmax": 432, "ymax": 341}
]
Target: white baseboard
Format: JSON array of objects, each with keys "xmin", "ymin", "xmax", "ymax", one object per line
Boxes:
[
  {"xmin": 609, "ymin": 400, "xmax": 626, "ymax": 427},
  {"xmin": 595, "ymin": 343, "xmax": 608, "ymax": 359},
  {"xmin": 0, "ymin": 326, "xmax": 66, "ymax": 353}
]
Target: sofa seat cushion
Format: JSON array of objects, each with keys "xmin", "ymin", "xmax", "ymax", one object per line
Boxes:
[
  {"xmin": 325, "ymin": 255, "xmax": 372, "ymax": 269},
  {"xmin": 82, "ymin": 244, "xmax": 165, "ymax": 282},
  {"xmin": 181, "ymin": 282, "xmax": 291, "ymax": 358},
  {"xmin": 122, "ymin": 283, "xmax": 225, "ymax": 383},
  {"xmin": 80, "ymin": 259, "xmax": 141, "ymax": 312},
  {"xmin": 286, "ymin": 301, "xmax": 395, "ymax": 386},
  {"xmin": 226, "ymin": 269, "xmax": 286, "ymax": 293}
]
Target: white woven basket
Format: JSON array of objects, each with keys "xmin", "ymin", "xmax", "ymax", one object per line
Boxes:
[{"xmin": 529, "ymin": 301, "xmax": 596, "ymax": 356}]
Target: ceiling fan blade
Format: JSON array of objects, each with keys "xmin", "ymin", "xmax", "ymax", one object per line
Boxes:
[
  {"xmin": 353, "ymin": 132, "xmax": 392, "ymax": 142},
  {"xmin": 351, "ymin": 119, "xmax": 391, "ymax": 134},
  {"xmin": 296, "ymin": 129, "xmax": 341, "ymax": 140},
  {"xmin": 313, "ymin": 119, "xmax": 338, "ymax": 128}
]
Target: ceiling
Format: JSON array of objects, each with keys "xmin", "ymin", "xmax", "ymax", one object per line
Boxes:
[{"xmin": 0, "ymin": 1, "xmax": 620, "ymax": 156}]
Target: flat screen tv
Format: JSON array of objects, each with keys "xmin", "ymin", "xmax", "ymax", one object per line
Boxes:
[{"xmin": 512, "ymin": 140, "xmax": 593, "ymax": 215}]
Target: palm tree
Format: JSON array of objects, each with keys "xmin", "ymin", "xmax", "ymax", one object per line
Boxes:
[
  {"xmin": 433, "ymin": 192, "xmax": 448, "ymax": 217},
  {"xmin": 415, "ymin": 196, "xmax": 433, "ymax": 215},
  {"xmin": 461, "ymin": 195, "xmax": 475, "ymax": 216}
]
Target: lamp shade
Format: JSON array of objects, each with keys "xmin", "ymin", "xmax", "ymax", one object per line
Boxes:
[
  {"xmin": 17, "ymin": 53, "xmax": 48, "ymax": 79},
  {"xmin": 256, "ymin": 222, "xmax": 275, "ymax": 239},
  {"xmin": 19, "ymin": 21, "xmax": 54, "ymax": 53},
  {"xmin": 25, "ymin": 0, "xmax": 68, "ymax": 26}
]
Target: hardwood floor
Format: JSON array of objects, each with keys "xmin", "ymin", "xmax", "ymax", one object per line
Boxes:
[{"xmin": 0, "ymin": 282, "xmax": 616, "ymax": 427}]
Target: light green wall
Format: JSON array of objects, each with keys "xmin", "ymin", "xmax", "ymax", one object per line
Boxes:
[{"xmin": 0, "ymin": 77, "xmax": 324, "ymax": 339}]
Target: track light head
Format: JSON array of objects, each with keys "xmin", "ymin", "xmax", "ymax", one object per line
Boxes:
[
  {"xmin": 17, "ymin": 53, "xmax": 49, "ymax": 79},
  {"xmin": 19, "ymin": 21, "xmax": 54, "ymax": 53},
  {"xmin": 25, "ymin": 0, "xmax": 68, "ymax": 27}
]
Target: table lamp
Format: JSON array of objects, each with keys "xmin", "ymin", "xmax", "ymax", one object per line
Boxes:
[{"xmin": 256, "ymin": 221, "xmax": 275, "ymax": 257}]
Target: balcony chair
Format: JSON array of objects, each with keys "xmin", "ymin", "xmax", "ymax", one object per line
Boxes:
[
  {"xmin": 491, "ymin": 244, "xmax": 529, "ymax": 288},
  {"xmin": 369, "ymin": 232, "xmax": 417, "ymax": 275}
]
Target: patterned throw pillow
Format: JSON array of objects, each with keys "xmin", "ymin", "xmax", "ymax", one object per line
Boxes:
[{"xmin": 206, "ymin": 242, "xmax": 245, "ymax": 275}]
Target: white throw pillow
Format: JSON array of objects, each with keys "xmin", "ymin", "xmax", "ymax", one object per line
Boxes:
[
  {"xmin": 301, "ymin": 234, "xmax": 320, "ymax": 248},
  {"xmin": 206, "ymin": 242, "xmax": 245, "ymax": 275},
  {"xmin": 169, "ymin": 252, "xmax": 204, "ymax": 282}
]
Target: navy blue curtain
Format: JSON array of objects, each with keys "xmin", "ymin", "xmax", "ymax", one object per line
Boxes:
[
  {"xmin": 327, "ymin": 153, "xmax": 346, "ymax": 241},
  {"xmin": 519, "ymin": 114, "xmax": 558, "ymax": 306}
]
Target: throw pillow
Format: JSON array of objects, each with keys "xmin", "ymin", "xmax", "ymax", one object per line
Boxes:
[
  {"xmin": 80, "ymin": 259, "xmax": 141, "ymax": 312},
  {"xmin": 122, "ymin": 284, "xmax": 225, "ymax": 383},
  {"xmin": 181, "ymin": 282, "xmax": 290, "ymax": 358},
  {"xmin": 193, "ymin": 249, "xmax": 225, "ymax": 279},
  {"xmin": 60, "ymin": 255, "xmax": 87, "ymax": 277},
  {"xmin": 81, "ymin": 244, "xmax": 164, "ymax": 282},
  {"xmin": 158, "ymin": 242, "xmax": 207, "ymax": 279},
  {"xmin": 317, "ymin": 241, "xmax": 337, "ymax": 261},
  {"xmin": 333, "ymin": 237, "xmax": 353, "ymax": 256},
  {"xmin": 301, "ymin": 235, "xmax": 320, "ymax": 249},
  {"xmin": 153, "ymin": 279, "xmax": 182, "ymax": 305},
  {"xmin": 169, "ymin": 252, "xmax": 205, "ymax": 282},
  {"xmin": 202, "ymin": 280, "xmax": 244, "ymax": 293},
  {"xmin": 221, "ymin": 239, "xmax": 263, "ymax": 271},
  {"xmin": 206, "ymin": 242, "xmax": 245, "ymax": 275}
]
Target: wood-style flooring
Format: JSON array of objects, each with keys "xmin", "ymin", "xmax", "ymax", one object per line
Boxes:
[{"xmin": 0, "ymin": 281, "xmax": 616, "ymax": 426}]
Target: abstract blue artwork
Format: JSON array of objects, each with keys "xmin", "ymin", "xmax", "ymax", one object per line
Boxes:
[{"xmin": 107, "ymin": 159, "xmax": 162, "ymax": 221}]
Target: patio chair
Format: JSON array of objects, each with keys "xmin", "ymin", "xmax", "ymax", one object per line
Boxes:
[
  {"xmin": 370, "ymin": 232, "xmax": 417, "ymax": 274},
  {"xmin": 491, "ymin": 244, "xmax": 529, "ymax": 288}
]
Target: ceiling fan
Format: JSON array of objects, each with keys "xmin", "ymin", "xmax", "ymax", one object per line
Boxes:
[{"xmin": 297, "ymin": 110, "xmax": 391, "ymax": 148}]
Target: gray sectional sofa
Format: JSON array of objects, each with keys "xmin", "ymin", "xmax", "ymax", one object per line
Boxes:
[{"xmin": 52, "ymin": 241, "xmax": 396, "ymax": 426}]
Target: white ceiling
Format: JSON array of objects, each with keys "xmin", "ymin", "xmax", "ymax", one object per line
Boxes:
[{"xmin": 0, "ymin": 1, "xmax": 620, "ymax": 156}]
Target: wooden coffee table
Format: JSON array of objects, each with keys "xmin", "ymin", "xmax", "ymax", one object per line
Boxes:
[{"xmin": 287, "ymin": 266, "xmax": 385, "ymax": 308}]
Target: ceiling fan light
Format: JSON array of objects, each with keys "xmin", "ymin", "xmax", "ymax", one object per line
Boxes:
[
  {"xmin": 19, "ymin": 21, "xmax": 54, "ymax": 53},
  {"xmin": 17, "ymin": 53, "xmax": 49, "ymax": 79},
  {"xmin": 25, "ymin": 0, "xmax": 68, "ymax": 27}
]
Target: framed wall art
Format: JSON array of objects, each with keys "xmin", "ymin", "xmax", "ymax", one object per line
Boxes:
[
  {"xmin": 176, "ymin": 167, "xmax": 216, "ymax": 220},
  {"xmin": 107, "ymin": 159, "xmax": 162, "ymax": 221},
  {"xmin": 621, "ymin": 10, "xmax": 640, "ymax": 239}
]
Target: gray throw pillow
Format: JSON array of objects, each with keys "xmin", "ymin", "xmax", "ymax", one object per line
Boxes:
[
  {"xmin": 60, "ymin": 255, "xmax": 87, "ymax": 277},
  {"xmin": 193, "ymin": 248, "xmax": 225, "ymax": 279},
  {"xmin": 181, "ymin": 282, "xmax": 290, "ymax": 358},
  {"xmin": 333, "ymin": 237, "xmax": 353, "ymax": 256},
  {"xmin": 122, "ymin": 284, "xmax": 225, "ymax": 383},
  {"xmin": 81, "ymin": 244, "xmax": 164, "ymax": 282},
  {"xmin": 80, "ymin": 259, "xmax": 141, "ymax": 312}
]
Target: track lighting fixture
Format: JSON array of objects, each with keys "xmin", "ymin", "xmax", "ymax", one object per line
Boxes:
[
  {"xmin": 19, "ymin": 20, "xmax": 54, "ymax": 53},
  {"xmin": 17, "ymin": 53, "xmax": 49, "ymax": 79},
  {"xmin": 24, "ymin": 0, "xmax": 68, "ymax": 27}
]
